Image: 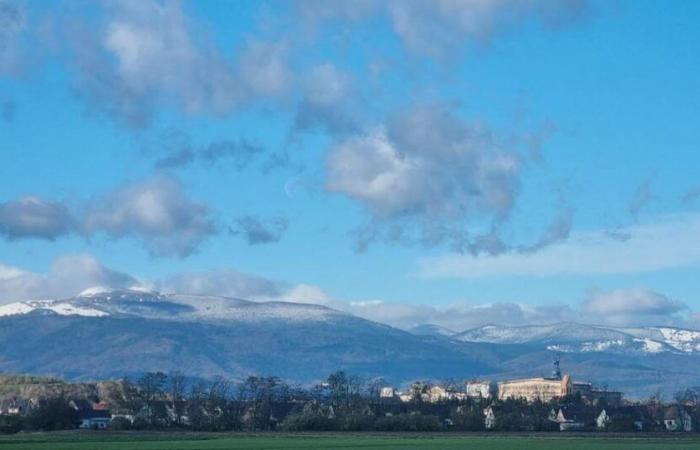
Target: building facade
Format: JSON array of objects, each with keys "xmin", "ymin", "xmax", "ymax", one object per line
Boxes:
[{"xmin": 498, "ymin": 374, "xmax": 572, "ymax": 402}]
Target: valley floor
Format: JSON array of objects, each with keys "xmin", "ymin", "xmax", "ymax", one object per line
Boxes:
[{"xmin": 1, "ymin": 432, "xmax": 700, "ymax": 450}]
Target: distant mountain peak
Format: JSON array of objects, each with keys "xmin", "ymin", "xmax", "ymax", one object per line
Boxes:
[
  {"xmin": 0, "ymin": 290, "xmax": 348, "ymax": 323},
  {"xmin": 453, "ymin": 322, "xmax": 700, "ymax": 355}
]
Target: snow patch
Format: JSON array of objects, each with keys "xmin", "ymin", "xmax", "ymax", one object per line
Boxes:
[
  {"xmin": 0, "ymin": 302, "xmax": 35, "ymax": 317},
  {"xmin": 78, "ymin": 286, "xmax": 111, "ymax": 297},
  {"xmin": 634, "ymin": 338, "xmax": 664, "ymax": 353}
]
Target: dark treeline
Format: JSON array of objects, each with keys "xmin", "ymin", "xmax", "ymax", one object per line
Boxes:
[{"xmin": 2, "ymin": 371, "xmax": 700, "ymax": 433}]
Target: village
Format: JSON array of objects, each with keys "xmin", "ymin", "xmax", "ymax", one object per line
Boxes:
[{"xmin": 0, "ymin": 362, "xmax": 698, "ymax": 434}]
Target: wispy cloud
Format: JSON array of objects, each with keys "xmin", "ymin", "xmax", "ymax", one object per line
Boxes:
[
  {"xmin": 682, "ymin": 185, "xmax": 700, "ymax": 205},
  {"xmin": 230, "ymin": 216, "xmax": 288, "ymax": 245},
  {"xmin": 149, "ymin": 131, "xmax": 264, "ymax": 170},
  {"xmin": 628, "ymin": 178, "xmax": 654, "ymax": 218},
  {"xmin": 297, "ymin": 0, "xmax": 591, "ymax": 61},
  {"xmin": 418, "ymin": 214, "xmax": 700, "ymax": 279}
]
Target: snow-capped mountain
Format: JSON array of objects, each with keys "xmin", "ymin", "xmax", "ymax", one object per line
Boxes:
[
  {"xmin": 0, "ymin": 288, "xmax": 496, "ymax": 386},
  {"xmin": 2, "ymin": 290, "xmax": 700, "ymax": 397},
  {"xmin": 453, "ymin": 322, "xmax": 699, "ymax": 355},
  {"xmin": 0, "ymin": 287, "xmax": 345, "ymax": 323}
]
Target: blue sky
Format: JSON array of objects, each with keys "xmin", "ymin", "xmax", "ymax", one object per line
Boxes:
[{"xmin": 1, "ymin": 0, "xmax": 699, "ymax": 331}]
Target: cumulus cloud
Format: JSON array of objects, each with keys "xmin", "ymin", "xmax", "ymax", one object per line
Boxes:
[
  {"xmin": 0, "ymin": 175, "xmax": 216, "ymax": 257},
  {"xmin": 341, "ymin": 287, "xmax": 691, "ymax": 331},
  {"xmin": 581, "ymin": 287, "xmax": 687, "ymax": 327},
  {"xmin": 159, "ymin": 268, "xmax": 287, "ymax": 300},
  {"xmin": 84, "ymin": 175, "xmax": 216, "ymax": 257},
  {"xmin": 0, "ymin": 197, "xmax": 75, "ymax": 240},
  {"xmin": 67, "ymin": 0, "xmax": 239, "ymax": 127},
  {"xmin": 237, "ymin": 39, "xmax": 293, "ymax": 99},
  {"xmin": 336, "ymin": 299, "xmax": 574, "ymax": 331},
  {"xmin": 329, "ymin": 103, "xmax": 520, "ymax": 219},
  {"xmin": 419, "ymin": 213, "xmax": 700, "ymax": 279},
  {"xmin": 0, "ymin": 255, "xmax": 695, "ymax": 331},
  {"xmin": 231, "ymin": 216, "xmax": 288, "ymax": 245},
  {"xmin": 327, "ymin": 102, "xmax": 521, "ymax": 251},
  {"xmin": 294, "ymin": 63, "xmax": 361, "ymax": 134},
  {"xmin": 0, "ymin": 254, "xmax": 137, "ymax": 304}
]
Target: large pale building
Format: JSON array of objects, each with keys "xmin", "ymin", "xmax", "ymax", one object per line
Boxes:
[
  {"xmin": 466, "ymin": 380, "xmax": 497, "ymax": 399},
  {"xmin": 498, "ymin": 374, "xmax": 571, "ymax": 402}
]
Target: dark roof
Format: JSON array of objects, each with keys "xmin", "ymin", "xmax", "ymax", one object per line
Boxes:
[
  {"xmin": 603, "ymin": 405, "xmax": 650, "ymax": 421},
  {"xmin": 558, "ymin": 405, "xmax": 598, "ymax": 423},
  {"xmin": 79, "ymin": 409, "xmax": 111, "ymax": 420},
  {"xmin": 0, "ymin": 398, "xmax": 31, "ymax": 411},
  {"xmin": 664, "ymin": 406, "xmax": 686, "ymax": 421}
]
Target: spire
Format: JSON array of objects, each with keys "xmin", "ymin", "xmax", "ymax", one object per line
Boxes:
[{"xmin": 553, "ymin": 353, "xmax": 562, "ymax": 380}]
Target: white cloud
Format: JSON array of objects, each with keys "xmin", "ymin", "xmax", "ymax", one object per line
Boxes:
[
  {"xmin": 296, "ymin": 0, "xmax": 590, "ymax": 60},
  {"xmin": 0, "ymin": 255, "xmax": 137, "ymax": 304},
  {"xmin": 581, "ymin": 287, "xmax": 686, "ymax": 327},
  {"xmin": 159, "ymin": 268, "xmax": 286, "ymax": 300},
  {"xmin": 295, "ymin": 63, "xmax": 361, "ymax": 134},
  {"xmin": 387, "ymin": 0, "xmax": 589, "ymax": 59},
  {"xmin": 418, "ymin": 214, "xmax": 700, "ymax": 278},
  {"xmin": 68, "ymin": 0, "xmax": 240, "ymax": 127},
  {"xmin": 326, "ymin": 103, "xmax": 522, "ymax": 251},
  {"xmin": 0, "ymin": 197, "xmax": 75, "ymax": 240},
  {"xmin": 237, "ymin": 39, "xmax": 293, "ymax": 99},
  {"xmin": 0, "ymin": 256, "xmax": 695, "ymax": 331},
  {"xmin": 84, "ymin": 175, "xmax": 216, "ymax": 257},
  {"xmin": 328, "ymin": 104, "xmax": 521, "ymax": 219}
]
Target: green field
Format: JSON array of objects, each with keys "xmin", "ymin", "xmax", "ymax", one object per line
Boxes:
[{"xmin": 1, "ymin": 433, "xmax": 700, "ymax": 450}]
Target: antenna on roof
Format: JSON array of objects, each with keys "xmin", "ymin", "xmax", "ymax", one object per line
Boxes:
[{"xmin": 552, "ymin": 353, "xmax": 562, "ymax": 380}]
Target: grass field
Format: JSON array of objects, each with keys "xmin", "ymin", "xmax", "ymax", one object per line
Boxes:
[{"xmin": 1, "ymin": 433, "xmax": 700, "ymax": 450}]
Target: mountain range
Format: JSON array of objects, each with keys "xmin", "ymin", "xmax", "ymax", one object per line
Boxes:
[{"xmin": 1, "ymin": 288, "xmax": 699, "ymax": 398}]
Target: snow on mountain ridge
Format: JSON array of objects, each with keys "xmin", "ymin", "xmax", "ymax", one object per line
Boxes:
[
  {"xmin": 616, "ymin": 326, "xmax": 700, "ymax": 353},
  {"xmin": 0, "ymin": 289, "xmax": 346, "ymax": 323},
  {"xmin": 454, "ymin": 322, "xmax": 697, "ymax": 354}
]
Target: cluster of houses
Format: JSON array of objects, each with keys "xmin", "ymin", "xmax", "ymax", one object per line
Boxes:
[
  {"xmin": 0, "ymin": 397, "xmax": 112, "ymax": 429},
  {"xmin": 0, "ymin": 361, "xmax": 696, "ymax": 432},
  {"xmin": 379, "ymin": 373, "xmax": 622, "ymax": 407},
  {"xmin": 378, "ymin": 363, "xmax": 694, "ymax": 432},
  {"xmin": 482, "ymin": 402, "xmax": 693, "ymax": 432}
]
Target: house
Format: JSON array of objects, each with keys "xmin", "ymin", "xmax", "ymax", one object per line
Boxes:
[
  {"xmin": 550, "ymin": 405, "xmax": 596, "ymax": 431},
  {"xmin": 70, "ymin": 400, "xmax": 112, "ymax": 429},
  {"xmin": 483, "ymin": 404, "xmax": 534, "ymax": 431},
  {"xmin": 596, "ymin": 406, "xmax": 651, "ymax": 431},
  {"xmin": 428, "ymin": 385, "xmax": 450, "ymax": 403},
  {"xmin": 483, "ymin": 405, "xmax": 498, "ymax": 430},
  {"xmin": 0, "ymin": 398, "xmax": 31, "ymax": 416},
  {"xmin": 79, "ymin": 409, "xmax": 112, "ymax": 429},
  {"xmin": 663, "ymin": 406, "xmax": 693, "ymax": 432}
]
